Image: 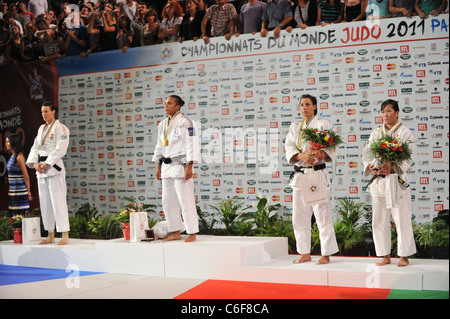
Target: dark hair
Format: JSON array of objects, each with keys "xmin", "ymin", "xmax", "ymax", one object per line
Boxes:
[
  {"xmin": 300, "ymin": 94, "xmax": 318, "ymax": 115},
  {"xmin": 6, "ymin": 133, "xmax": 24, "ymax": 163},
  {"xmin": 42, "ymin": 101, "xmax": 58, "ymax": 114},
  {"xmin": 169, "ymin": 95, "xmax": 185, "ymax": 107},
  {"xmin": 381, "ymin": 99, "xmax": 399, "ymax": 112}
]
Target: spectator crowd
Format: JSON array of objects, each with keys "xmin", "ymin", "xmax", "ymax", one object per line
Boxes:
[{"xmin": 0, "ymin": 0, "xmax": 448, "ymax": 65}]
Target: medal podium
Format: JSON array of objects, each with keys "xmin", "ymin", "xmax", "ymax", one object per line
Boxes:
[{"xmin": 0, "ymin": 235, "xmax": 448, "ymax": 292}]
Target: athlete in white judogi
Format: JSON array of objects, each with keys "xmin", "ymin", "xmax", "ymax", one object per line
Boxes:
[
  {"xmin": 152, "ymin": 95, "xmax": 200, "ymax": 242},
  {"xmin": 285, "ymin": 94, "xmax": 339, "ymax": 264},
  {"xmin": 26, "ymin": 102, "xmax": 70, "ymax": 245},
  {"xmin": 362, "ymin": 99, "xmax": 416, "ymax": 267}
]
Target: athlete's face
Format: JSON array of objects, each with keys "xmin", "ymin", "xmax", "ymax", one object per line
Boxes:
[
  {"xmin": 165, "ymin": 97, "xmax": 181, "ymax": 118},
  {"xmin": 41, "ymin": 106, "xmax": 55, "ymax": 124}
]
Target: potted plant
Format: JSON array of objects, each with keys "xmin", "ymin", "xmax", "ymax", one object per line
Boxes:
[
  {"xmin": 240, "ymin": 194, "xmax": 281, "ymax": 234},
  {"xmin": 115, "ymin": 197, "xmax": 157, "ymax": 240},
  {"xmin": 9, "ymin": 215, "xmax": 24, "ymax": 243},
  {"xmin": 117, "ymin": 208, "xmax": 132, "ymax": 240},
  {"xmin": 209, "ymin": 196, "xmax": 249, "ymax": 235},
  {"xmin": 333, "ymin": 198, "xmax": 370, "ymax": 256}
]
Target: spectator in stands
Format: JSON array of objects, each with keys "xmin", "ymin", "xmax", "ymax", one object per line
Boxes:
[
  {"xmin": 9, "ymin": 3, "xmax": 26, "ymax": 29},
  {"xmin": 158, "ymin": 1, "xmax": 183, "ymax": 43},
  {"xmin": 98, "ymin": 9, "xmax": 118, "ymax": 51},
  {"xmin": 5, "ymin": 24, "xmax": 25, "ymax": 64},
  {"xmin": 366, "ymin": 0, "xmax": 392, "ymax": 19},
  {"xmin": 287, "ymin": 0, "xmax": 318, "ymax": 31},
  {"xmin": 3, "ymin": 12, "xmax": 24, "ymax": 36},
  {"xmin": 28, "ymin": 0, "xmax": 48, "ymax": 18},
  {"xmin": 40, "ymin": 28, "xmax": 62, "ymax": 62},
  {"xmin": 62, "ymin": 18, "xmax": 87, "ymax": 56},
  {"xmin": 19, "ymin": 2, "xmax": 36, "ymax": 25},
  {"xmin": 343, "ymin": 0, "xmax": 368, "ymax": 22},
  {"xmin": 142, "ymin": 8, "xmax": 160, "ymax": 45},
  {"xmin": 22, "ymin": 21, "xmax": 40, "ymax": 60},
  {"xmin": 201, "ymin": 0, "xmax": 238, "ymax": 44},
  {"xmin": 46, "ymin": 10, "xmax": 58, "ymax": 26},
  {"xmin": 80, "ymin": 4, "xmax": 93, "ymax": 26},
  {"xmin": 260, "ymin": 0, "xmax": 293, "ymax": 39},
  {"xmin": 80, "ymin": 11, "xmax": 100, "ymax": 58},
  {"xmin": 130, "ymin": 2, "xmax": 148, "ymax": 47},
  {"xmin": 179, "ymin": 0, "xmax": 205, "ymax": 42},
  {"xmin": 120, "ymin": 0, "xmax": 138, "ymax": 21},
  {"xmin": 415, "ymin": 0, "xmax": 447, "ymax": 18},
  {"xmin": 316, "ymin": 0, "xmax": 344, "ymax": 25},
  {"xmin": 0, "ymin": 1, "xmax": 8, "ymax": 19},
  {"xmin": 238, "ymin": 0, "xmax": 266, "ymax": 34},
  {"xmin": 389, "ymin": 0, "xmax": 416, "ymax": 17},
  {"xmin": 117, "ymin": 14, "xmax": 133, "ymax": 52}
]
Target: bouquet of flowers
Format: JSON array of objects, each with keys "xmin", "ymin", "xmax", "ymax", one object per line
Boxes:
[
  {"xmin": 369, "ymin": 135, "xmax": 412, "ymax": 167},
  {"xmin": 301, "ymin": 128, "xmax": 343, "ymax": 163},
  {"xmin": 302, "ymin": 128, "xmax": 343, "ymax": 151},
  {"xmin": 9, "ymin": 215, "xmax": 24, "ymax": 229}
]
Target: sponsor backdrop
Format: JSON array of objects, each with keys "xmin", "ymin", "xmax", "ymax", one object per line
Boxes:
[{"xmin": 1, "ymin": 16, "xmax": 448, "ymax": 225}]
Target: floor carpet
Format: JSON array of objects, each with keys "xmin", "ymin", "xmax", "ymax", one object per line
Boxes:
[
  {"xmin": 1, "ymin": 264, "xmax": 448, "ymax": 300},
  {"xmin": 174, "ymin": 279, "xmax": 392, "ymax": 299},
  {"xmin": 0, "ymin": 264, "xmax": 103, "ymax": 286}
]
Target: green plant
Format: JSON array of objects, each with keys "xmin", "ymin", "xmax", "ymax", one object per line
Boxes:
[
  {"xmin": 94, "ymin": 214, "xmax": 123, "ymax": 239},
  {"xmin": 333, "ymin": 197, "xmax": 371, "ymax": 253},
  {"xmin": 0, "ymin": 214, "xmax": 13, "ymax": 241},
  {"xmin": 259, "ymin": 215, "xmax": 296, "ymax": 253},
  {"xmin": 209, "ymin": 196, "xmax": 249, "ymax": 235},
  {"xmin": 197, "ymin": 204, "xmax": 217, "ymax": 234},
  {"xmin": 121, "ymin": 196, "xmax": 157, "ymax": 214},
  {"xmin": 240, "ymin": 196, "xmax": 281, "ymax": 233},
  {"xmin": 414, "ymin": 219, "xmax": 449, "ymax": 249}
]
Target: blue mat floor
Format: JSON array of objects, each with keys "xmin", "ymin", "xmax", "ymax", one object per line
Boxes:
[{"xmin": 0, "ymin": 264, "xmax": 104, "ymax": 286}]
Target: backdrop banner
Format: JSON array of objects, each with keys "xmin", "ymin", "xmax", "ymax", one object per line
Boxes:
[
  {"xmin": 1, "ymin": 16, "xmax": 448, "ymax": 225},
  {"xmin": 0, "ymin": 60, "xmax": 58, "ymax": 212}
]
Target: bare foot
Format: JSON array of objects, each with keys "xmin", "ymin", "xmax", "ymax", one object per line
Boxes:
[
  {"xmin": 39, "ymin": 233, "xmax": 55, "ymax": 245},
  {"xmin": 318, "ymin": 256, "xmax": 330, "ymax": 264},
  {"xmin": 293, "ymin": 254, "xmax": 312, "ymax": 264},
  {"xmin": 397, "ymin": 257, "xmax": 409, "ymax": 267},
  {"xmin": 376, "ymin": 255, "xmax": 391, "ymax": 266},
  {"xmin": 163, "ymin": 231, "xmax": 182, "ymax": 241},
  {"xmin": 184, "ymin": 234, "xmax": 197, "ymax": 243},
  {"xmin": 57, "ymin": 232, "xmax": 69, "ymax": 245}
]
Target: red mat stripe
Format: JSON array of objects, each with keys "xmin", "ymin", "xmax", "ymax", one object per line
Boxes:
[{"xmin": 175, "ymin": 279, "xmax": 391, "ymax": 299}]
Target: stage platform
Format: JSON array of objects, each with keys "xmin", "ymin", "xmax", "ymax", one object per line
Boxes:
[{"xmin": 0, "ymin": 235, "xmax": 448, "ymax": 291}]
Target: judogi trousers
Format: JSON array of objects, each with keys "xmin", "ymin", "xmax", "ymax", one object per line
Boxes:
[
  {"xmin": 162, "ymin": 177, "xmax": 199, "ymax": 234},
  {"xmin": 292, "ymin": 185, "xmax": 338, "ymax": 256},
  {"xmin": 372, "ymin": 192, "xmax": 416, "ymax": 257},
  {"xmin": 38, "ymin": 173, "xmax": 70, "ymax": 233}
]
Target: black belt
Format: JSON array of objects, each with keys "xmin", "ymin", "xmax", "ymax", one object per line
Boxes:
[
  {"xmin": 158, "ymin": 155, "xmax": 186, "ymax": 165},
  {"xmin": 290, "ymin": 163, "xmax": 326, "ymax": 181},
  {"xmin": 294, "ymin": 163, "xmax": 326, "ymax": 173},
  {"xmin": 38, "ymin": 155, "xmax": 61, "ymax": 171},
  {"xmin": 366, "ymin": 174, "xmax": 409, "ymax": 188}
]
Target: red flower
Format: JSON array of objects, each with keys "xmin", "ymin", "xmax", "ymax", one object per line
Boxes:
[
  {"xmin": 391, "ymin": 146, "xmax": 398, "ymax": 151},
  {"xmin": 398, "ymin": 147, "xmax": 404, "ymax": 152},
  {"xmin": 381, "ymin": 143, "xmax": 388, "ymax": 149}
]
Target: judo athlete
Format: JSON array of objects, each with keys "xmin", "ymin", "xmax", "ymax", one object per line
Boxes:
[
  {"xmin": 152, "ymin": 95, "xmax": 200, "ymax": 243},
  {"xmin": 284, "ymin": 94, "xmax": 339, "ymax": 264},
  {"xmin": 26, "ymin": 101, "xmax": 70, "ymax": 245},
  {"xmin": 362, "ymin": 99, "xmax": 416, "ymax": 267}
]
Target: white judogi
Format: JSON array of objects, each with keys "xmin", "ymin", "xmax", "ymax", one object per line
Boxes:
[
  {"xmin": 362, "ymin": 123, "xmax": 416, "ymax": 257},
  {"xmin": 26, "ymin": 119, "xmax": 70, "ymax": 233},
  {"xmin": 285, "ymin": 116, "xmax": 339, "ymax": 256},
  {"xmin": 152, "ymin": 112, "xmax": 200, "ymax": 234}
]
